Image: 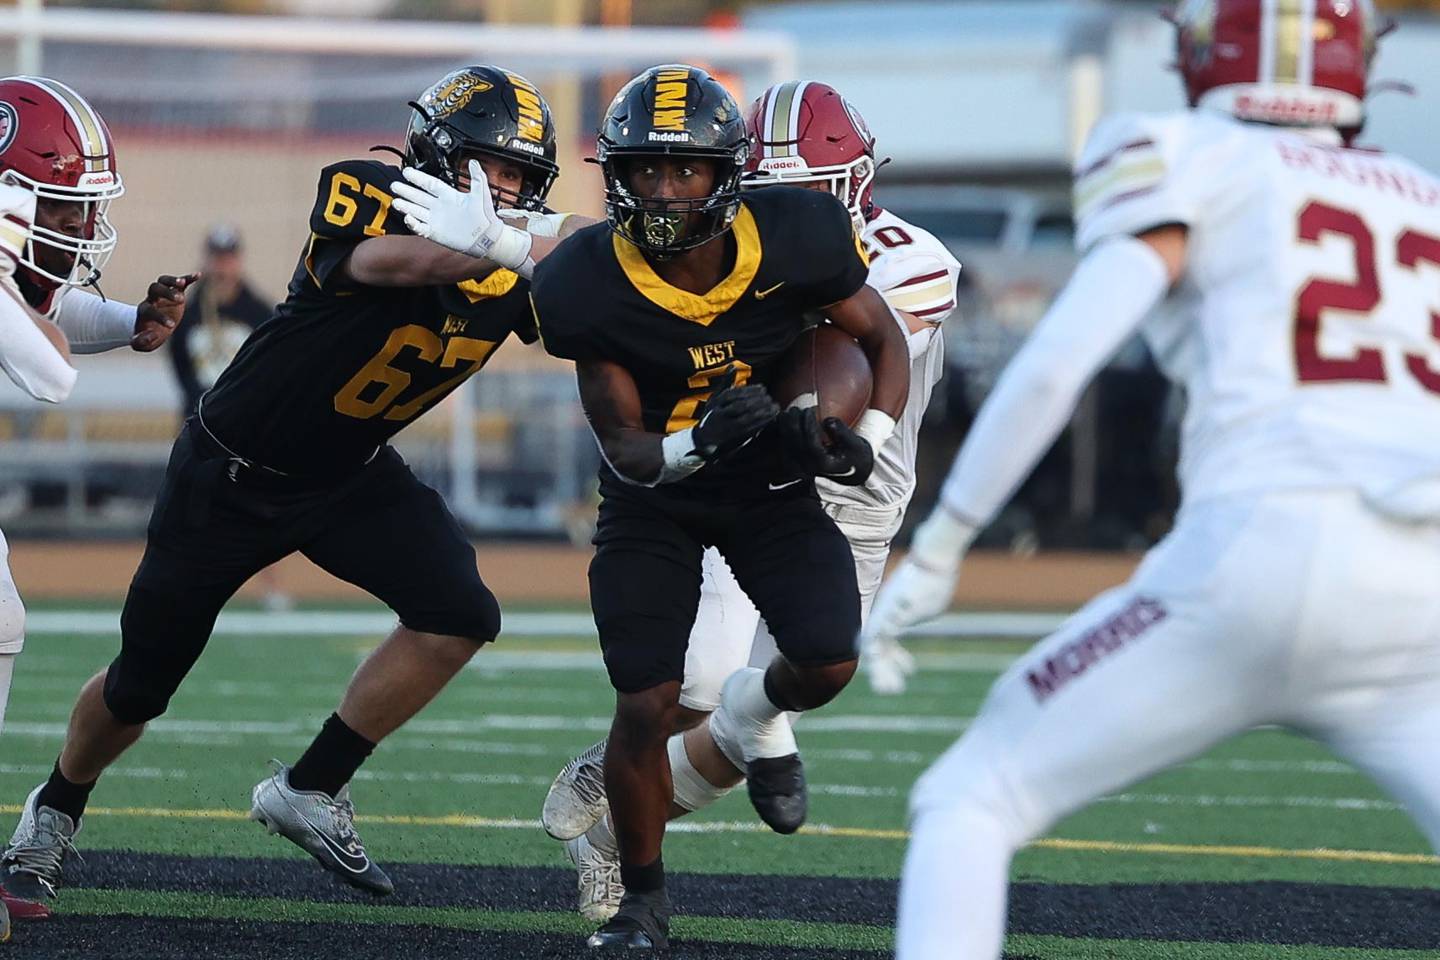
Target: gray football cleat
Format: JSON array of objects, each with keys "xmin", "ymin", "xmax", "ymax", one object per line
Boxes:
[
  {"xmin": 249, "ymin": 761, "xmax": 393, "ymax": 896},
  {"xmin": 1, "ymin": 784, "xmax": 81, "ymax": 902},
  {"xmin": 542, "ymin": 739, "xmax": 610, "ymax": 841},
  {"xmin": 565, "ymin": 829, "xmax": 623, "ymax": 923},
  {"xmin": 586, "ymin": 887, "xmax": 671, "ymax": 950}
]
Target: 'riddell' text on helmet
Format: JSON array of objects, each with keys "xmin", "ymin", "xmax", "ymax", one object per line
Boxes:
[
  {"xmin": 742, "ymin": 81, "xmax": 878, "ymax": 232},
  {"xmin": 598, "ymin": 64, "xmax": 750, "ymax": 258},
  {"xmin": 404, "ymin": 66, "xmax": 559, "ymax": 212},
  {"xmin": 0, "ymin": 75, "xmax": 124, "ymax": 290},
  {"xmin": 1173, "ymin": 0, "xmax": 1385, "ymax": 136}
]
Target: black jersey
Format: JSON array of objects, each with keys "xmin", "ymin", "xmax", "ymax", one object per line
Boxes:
[
  {"xmin": 531, "ymin": 187, "xmax": 868, "ymax": 495},
  {"xmin": 200, "ymin": 159, "xmax": 535, "ymax": 475}
]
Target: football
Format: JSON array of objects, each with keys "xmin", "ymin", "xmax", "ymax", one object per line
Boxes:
[{"xmin": 772, "ymin": 322, "xmax": 873, "ymax": 428}]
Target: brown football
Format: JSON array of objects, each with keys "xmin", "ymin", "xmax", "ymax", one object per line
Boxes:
[{"xmin": 772, "ymin": 322, "xmax": 873, "ymax": 428}]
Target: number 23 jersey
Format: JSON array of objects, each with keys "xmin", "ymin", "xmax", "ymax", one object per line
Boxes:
[
  {"xmin": 1075, "ymin": 110, "xmax": 1440, "ymax": 509},
  {"xmin": 530, "ymin": 187, "xmax": 868, "ymax": 493},
  {"xmin": 200, "ymin": 159, "xmax": 536, "ymax": 475}
]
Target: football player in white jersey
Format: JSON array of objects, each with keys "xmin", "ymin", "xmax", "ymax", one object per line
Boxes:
[
  {"xmin": 860, "ymin": 3, "xmax": 1440, "ymax": 958},
  {"xmin": 0, "ymin": 76, "xmax": 188, "ymax": 925},
  {"xmin": 541, "ymin": 80, "xmax": 962, "ymax": 922}
]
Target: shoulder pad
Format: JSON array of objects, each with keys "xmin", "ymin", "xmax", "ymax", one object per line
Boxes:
[
  {"xmin": 864, "ymin": 216, "xmax": 961, "ymax": 324},
  {"xmin": 1073, "ymin": 110, "xmax": 1247, "ymax": 254},
  {"xmin": 309, "ymin": 160, "xmax": 406, "ymax": 242}
]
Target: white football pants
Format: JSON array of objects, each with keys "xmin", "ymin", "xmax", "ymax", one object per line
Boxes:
[
  {"xmin": 680, "ymin": 502, "xmax": 902, "ymax": 712},
  {"xmin": 897, "ymin": 489, "xmax": 1440, "ymax": 960},
  {"xmin": 0, "ymin": 528, "xmax": 25, "ymax": 735}
]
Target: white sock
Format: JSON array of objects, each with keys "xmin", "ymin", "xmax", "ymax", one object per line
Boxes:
[
  {"xmin": 667, "ymin": 732, "xmax": 733, "ymax": 813},
  {"xmin": 0, "ymin": 653, "xmax": 13, "ymax": 735},
  {"xmin": 896, "ymin": 805, "xmax": 1014, "ymax": 960},
  {"xmin": 710, "ymin": 667, "xmax": 797, "ymax": 764}
]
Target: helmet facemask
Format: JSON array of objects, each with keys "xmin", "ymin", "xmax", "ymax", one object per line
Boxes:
[
  {"xmin": 405, "ymin": 105, "xmax": 557, "ymax": 213},
  {"xmin": 601, "ymin": 148, "xmax": 747, "ymax": 259},
  {"xmin": 741, "ymin": 155, "xmax": 875, "ymax": 232},
  {"xmin": 3, "ymin": 168, "xmax": 123, "ymax": 289}
]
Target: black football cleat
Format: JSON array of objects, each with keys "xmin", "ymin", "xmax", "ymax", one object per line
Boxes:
[
  {"xmin": 746, "ymin": 753, "xmax": 808, "ymax": 834},
  {"xmin": 586, "ymin": 888, "xmax": 671, "ymax": 950}
]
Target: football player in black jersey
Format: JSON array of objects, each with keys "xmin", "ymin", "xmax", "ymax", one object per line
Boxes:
[
  {"xmin": 1, "ymin": 66, "xmax": 587, "ymax": 903},
  {"xmin": 530, "ymin": 64, "xmax": 910, "ymax": 949}
]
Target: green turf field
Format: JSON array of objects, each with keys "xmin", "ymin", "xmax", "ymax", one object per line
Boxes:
[{"xmin": 3, "ymin": 606, "xmax": 1437, "ymax": 958}]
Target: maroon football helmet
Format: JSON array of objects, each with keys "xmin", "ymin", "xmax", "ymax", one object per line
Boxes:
[
  {"xmin": 0, "ymin": 76, "xmax": 123, "ymax": 289},
  {"xmin": 1173, "ymin": 0, "xmax": 1383, "ymax": 131},
  {"xmin": 742, "ymin": 81, "xmax": 876, "ymax": 231}
]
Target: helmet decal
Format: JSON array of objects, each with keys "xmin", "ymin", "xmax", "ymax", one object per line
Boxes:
[
  {"xmin": 504, "ymin": 71, "xmax": 548, "ymax": 145},
  {"xmin": 0, "ymin": 102, "xmax": 17, "ymax": 155},
  {"xmin": 650, "ymin": 66, "xmax": 691, "ymax": 135},
  {"xmin": 420, "ymin": 72, "xmax": 494, "ymax": 121}
]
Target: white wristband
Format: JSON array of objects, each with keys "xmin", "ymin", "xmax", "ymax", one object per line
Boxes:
[
  {"xmin": 657, "ymin": 427, "xmax": 706, "ymax": 484},
  {"xmin": 854, "ymin": 409, "xmax": 897, "ymax": 452},
  {"xmin": 472, "ymin": 223, "xmax": 534, "ymax": 272}
]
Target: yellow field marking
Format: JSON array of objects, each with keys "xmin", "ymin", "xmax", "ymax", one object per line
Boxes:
[{"xmin": 3, "ymin": 803, "xmax": 1433, "ymax": 867}]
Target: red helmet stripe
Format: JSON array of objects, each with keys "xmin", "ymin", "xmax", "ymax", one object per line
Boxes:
[{"xmin": 21, "ymin": 76, "xmax": 109, "ymax": 172}]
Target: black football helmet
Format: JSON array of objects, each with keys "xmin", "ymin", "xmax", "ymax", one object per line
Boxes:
[
  {"xmin": 598, "ymin": 64, "xmax": 750, "ymax": 257},
  {"xmin": 404, "ymin": 65, "xmax": 559, "ymax": 211}
]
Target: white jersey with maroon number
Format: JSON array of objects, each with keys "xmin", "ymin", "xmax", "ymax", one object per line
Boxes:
[
  {"xmin": 1075, "ymin": 110, "xmax": 1440, "ymax": 516},
  {"xmin": 818, "ymin": 208, "xmax": 961, "ymax": 513}
]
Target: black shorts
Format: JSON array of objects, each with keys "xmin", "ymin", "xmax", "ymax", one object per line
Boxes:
[
  {"xmin": 587, "ymin": 479, "xmax": 860, "ymax": 694},
  {"xmin": 104, "ymin": 421, "xmax": 498, "ymax": 723}
]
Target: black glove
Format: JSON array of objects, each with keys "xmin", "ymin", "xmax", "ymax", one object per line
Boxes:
[
  {"xmin": 691, "ymin": 365, "xmax": 781, "ymax": 459},
  {"xmin": 779, "ymin": 408, "xmax": 875, "ymax": 486}
]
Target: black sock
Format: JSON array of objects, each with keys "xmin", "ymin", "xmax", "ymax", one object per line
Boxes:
[
  {"xmin": 287, "ymin": 713, "xmax": 376, "ymax": 797},
  {"xmin": 620, "ymin": 856, "xmax": 665, "ymax": 895},
  {"xmin": 36, "ymin": 761, "xmax": 96, "ymax": 824}
]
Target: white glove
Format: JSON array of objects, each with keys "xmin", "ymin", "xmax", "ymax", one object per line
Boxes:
[
  {"xmin": 0, "ymin": 182, "xmax": 36, "ymax": 280},
  {"xmin": 390, "ymin": 159, "xmax": 534, "ymax": 272},
  {"xmin": 860, "ymin": 629, "xmax": 916, "ymax": 695},
  {"xmin": 860, "ymin": 507, "xmax": 978, "ymax": 694}
]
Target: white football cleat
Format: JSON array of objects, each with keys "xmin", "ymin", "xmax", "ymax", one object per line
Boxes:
[
  {"xmin": 541, "ymin": 739, "xmax": 609, "ymax": 841},
  {"xmin": 565, "ymin": 826, "xmax": 622, "ymax": 923}
]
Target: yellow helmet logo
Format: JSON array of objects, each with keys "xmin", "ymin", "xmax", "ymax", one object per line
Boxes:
[{"xmin": 423, "ymin": 72, "xmax": 494, "ymax": 120}]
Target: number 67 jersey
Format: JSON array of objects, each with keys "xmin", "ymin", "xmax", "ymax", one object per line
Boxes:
[
  {"xmin": 1076, "ymin": 110, "xmax": 1440, "ymax": 518},
  {"xmin": 199, "ymin": 159, "xmax": 537, "ymax": 476}
]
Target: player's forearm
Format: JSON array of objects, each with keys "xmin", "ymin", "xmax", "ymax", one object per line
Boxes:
[
  {"xmin": 596, "ymin": 427, "xmax": 666, "ymax": 485},
  {"xmin": 345, "ymin": 236, "xmax": 500, "ymax": 287},
  {"xmin": 55, "ymin": 289, "xmax": 137, "ymax": 353},
  {"xmin": 860, "ymin": 318, "xmax": 910, "ymax": 420}
]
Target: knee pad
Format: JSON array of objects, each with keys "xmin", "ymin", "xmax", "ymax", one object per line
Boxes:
[{"xmin": 667, "ymin": 733, "xmax": 733, "ymax": 812}]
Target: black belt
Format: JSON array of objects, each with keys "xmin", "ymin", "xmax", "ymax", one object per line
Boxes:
[{"xmin": 193, "ymin": 400, "xmax": 379, "ymax": 491}]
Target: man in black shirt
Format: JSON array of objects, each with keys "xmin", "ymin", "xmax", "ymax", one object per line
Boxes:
[
  {"xmin": 530, "ymin": 64, "xmax": 910, "ymax": 949},
  {"xmin": 2, "ymin": 66, "xmax": 579, "ymax": 903},
  {"xmin": 167, "ymin": 225, "xmax": 272, "ymax": 417}
]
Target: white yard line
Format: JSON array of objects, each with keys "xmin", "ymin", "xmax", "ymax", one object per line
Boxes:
[{"xmin": 24, "ymin": 609, "xmax": 1063, "ymax": 641}]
